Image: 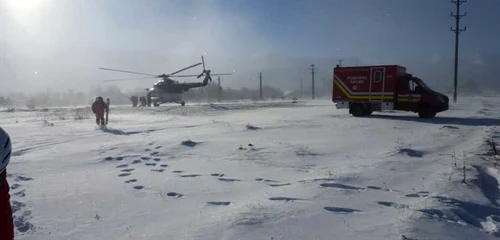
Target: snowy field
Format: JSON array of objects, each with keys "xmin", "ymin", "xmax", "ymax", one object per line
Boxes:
[{"xmin": 1, "ymin": 96, "xmax": 500, "ymax": 240}]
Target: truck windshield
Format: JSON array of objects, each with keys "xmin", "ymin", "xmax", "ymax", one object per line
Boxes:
[{"xmin": 412, "ymin": 77, "xmax": 433, "ymax": 91}]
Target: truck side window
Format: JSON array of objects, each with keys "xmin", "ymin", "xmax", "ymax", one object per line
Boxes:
[
  {"xmin": 374, "ymin": 71, "xmax": 383, "ymax": 83},
  {"xmin": 408, "ymin": 80, "xmax": 416, "ymax": 92}
]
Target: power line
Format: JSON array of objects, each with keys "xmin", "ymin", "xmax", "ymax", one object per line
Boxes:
[
  {"xmin": 309, "ymin": 64, "xmax": 317, "ymax": 99},
  {"xmin": 450, "ymin": 0, "xmax": 467, "ymax": 103}
]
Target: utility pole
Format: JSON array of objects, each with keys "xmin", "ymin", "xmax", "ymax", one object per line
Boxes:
[
  {"xmin": 450, "ymin": 0, "xmax": 467, "ymax": 103},
  {"xmin": 309, "ymin": 64, "xmax": 317, "ymax": 99},
  {"xmin": 300, "ymin": 78, "xmax": 303, "ymax": 98},
  {"xmin": 259, "ymin": 72, "xmax": 263, "ymax": 100},
  {"xmin": 217, "ymin": 76, "xmax": 221, "ymax": 102}
]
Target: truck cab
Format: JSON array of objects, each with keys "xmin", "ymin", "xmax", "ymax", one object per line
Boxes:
[
  {"xmin": 394, "ymin": 73, "xmax": 449, "ymax": 118},
  {"xmin": 332, "ymin": 65, "xmax": 449, "ymax": 118}
]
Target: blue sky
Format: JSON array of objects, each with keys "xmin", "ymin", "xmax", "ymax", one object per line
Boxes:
[{"xmin": 1, "ymin": 0, "xmax": 499, "ymax": 93}]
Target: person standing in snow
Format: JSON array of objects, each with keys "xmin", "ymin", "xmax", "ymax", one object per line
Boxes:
[
  {"xmin": 91, "ymin": 96, "xmax": 109, "ymax": 126},
  {"xmin": 0, "ymin": 127, "xmax": 14, "ymax": 240}
]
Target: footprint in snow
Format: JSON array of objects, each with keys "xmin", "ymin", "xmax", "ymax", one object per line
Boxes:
[
  {"xmin": 207, "ymin": 201, "xmax": 231, "ymax": 206},
  {"xmin": 377, "ymin": 201, "xmax": 408, "ymax": 209},
  {"xmin": 181, "ymin": 140, "xmax": 200, "ymax": 147},
  {"xmin": 405, "ymin": 193, "xmax": 428, "ymax": 198},
  {"xmin": 324, "ymin": 206, "xmax": 361, "ymax": 214},
  {"xmin": 150, "ymin": 152, "xmax": 159, "ymax": 156},
  {"xmin": 173, "ymin": 170, "xmax": 183, "ymax": 173},
  {"xmin": 144, "ymin": 148, "xmax": 151, "ymax": 152},
  {"xmin": 116, "ymin": 157, "xmax": 124, "ymax": 161},
  {"xmin": 320, "ymin": 183, "xmax": 364, "ymax": 190},
  {"xmin": 131, "ymin": 160, "xmax": 142, "ymax": 164},
  {"xmin": 13, "ymin": 190, "xmax": 26, "ymax": 198},
  {"xmin": 141, "ymin": 156, "xmax": 151, "ymax": 160},
  {"xmin": 11, "ymin": 201, "xmax": 26, "ymax": 214},
  {"xmin": 160, "ymin": 164, "xmax": 168, "ymax": 168},
  {"xmin": 14, "ymin": 176, "xmax": 34, "ymax": 182},
  {"xmin": 211, "ymin": 173, "xmax": 225, "ymax": 177},
  {"xmin": 218, "ymin": 178, "xmax": 241, "ymax": 182},
  {"xmin": 155, "ymin": 146, "xmax": 162, "ymax": 149},
  {"xmin": 118, "ymin": 173, "xmax": 131, "ymax": 177},
  {"xmin": 10, "ymin": 184, "xmax": 21, "ymax": 190},
  {"xmin": 366, "ymin": 185, "xmax": 401, "ymax": 193},
  {"xmin": 145, "ymin": 163, "xmax": 156, "ymax": 167},
  {"xmin": 269, "ymin": 197, "xmax": 301, "ymax": 202},
  {"xmin": 133, "ymin": 186, "xmax": 144, "ymax": 190},
  {"xmin": 125, "ymin": 179, "xmax": 137, "ymax": 183},
  {"xmin": 10, "ymin": 201, "xmax": 35, "ymax": 233},
  {"xmin": 181, "ymin": 174, "xmax": 201, "ymax": 178},
  {"xmin": 255, "ymin": 178, "xmax": 290, "ymax": 186},
  {"xmin": 166, "ymin": 192, "xmax": 183, "ymax": 198},
  {"xmin": 121, "ymin": 168, "xmax": 135, "ymax": 173},
  {"xmin": 255, "ymin": 178, "xmax": 279, "ymax": 183},
  {"xmin": 268, "ymin": 183, "xmax": 291, "ymax": 187},
  {"xmin": 116, "ymin": 164, "xmax": 128, "ymax": 168},
  {"xmin": 14, "ymin": 210, "xmax": 34, "ymax": 233},
  {"xmin": 151, "ymin": 169, "xmax": 165, "ymax": 172},
  {"xmin": 154, "ymin": 158, "xmax": 161, "ymax": 162},
  {"xmin": 398, "ymin": 148, "xmax": 424, "ymax": 158},
  {"xmin": 441, "ymin": 125, "xmax": 459, "ymax": 130}
]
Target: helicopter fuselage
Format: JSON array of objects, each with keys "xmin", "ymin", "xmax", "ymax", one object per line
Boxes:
[{"xmin": 146, "ymin": 79, "xmax": 187, "ymax": 106}]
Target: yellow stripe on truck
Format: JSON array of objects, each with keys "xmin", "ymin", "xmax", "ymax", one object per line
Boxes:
[
  {"xmin": 397, "ymin": 98, "xmax": 421, "ymax": 102},
  {"xmin": 333, "ymin": 79, "xmax": 394, "ymax": 100}
]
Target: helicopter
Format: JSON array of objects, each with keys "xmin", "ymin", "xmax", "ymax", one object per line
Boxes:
[{"xmin": 99, "ymin": 56, "xmax": 233, "ymax": 107}]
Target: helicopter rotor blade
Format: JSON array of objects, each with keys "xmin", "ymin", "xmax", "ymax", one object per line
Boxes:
[
  {"xmin": 167, "ymin": 62, "xmax": 202, "ymax": 76},
  {"xmin": 210, "ymin": 73, "xmax": 233, "ymax": 76},
  {"xmin": 99, "ymin": 68, "xmax": 158, "ymax": 77},
  {"xmin": 201, "ymin": 55, "xmax": 206, "ymax": 70},
  {"xmin": 168, "ymin": 74, "xmax": 200, "ymax": 78},
  {"xmin": 103, "ymin": 77, "xmax": 159, "ymax": 82}
]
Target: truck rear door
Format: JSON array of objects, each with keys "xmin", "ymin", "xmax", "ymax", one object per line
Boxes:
[{"xmin": 369, "ymin": 67, "xmax": 387, "ymax": 101}]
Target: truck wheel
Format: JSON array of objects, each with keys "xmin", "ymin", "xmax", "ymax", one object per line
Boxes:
[
  {"xmin": 418, "ymin": 106, "xmax": 436, "ymax": 118},
  {"xmin": 350, "ymin": 103, "xmax": 365, "ymax": 117},
  {"xmin": 364, "ymin": 109, "xmax": 373, "ymax": 116}
]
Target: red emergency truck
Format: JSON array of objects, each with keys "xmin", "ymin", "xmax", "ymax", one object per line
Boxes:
[{"xmin": 332, "ymin": 65, "xmax": 449, "ymax": 118}]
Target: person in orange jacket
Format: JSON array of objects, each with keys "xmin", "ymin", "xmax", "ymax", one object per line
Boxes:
[
  {"xmin": 91, "ymin": 96, "xmax": 108, "ymax": 126},
  {"xmin": 0, "ymin": 127, "xmax": 14, "ymax": 240}
]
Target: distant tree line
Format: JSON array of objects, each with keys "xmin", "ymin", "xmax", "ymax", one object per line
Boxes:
[{"xmin": 0, "ymin": 83, "xmax": 288, "ymax": 108}]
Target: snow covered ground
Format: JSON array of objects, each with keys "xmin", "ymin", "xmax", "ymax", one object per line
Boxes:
[{"xmin": 1, "ymin": 96, "xmax": 500, "ymax": 240}]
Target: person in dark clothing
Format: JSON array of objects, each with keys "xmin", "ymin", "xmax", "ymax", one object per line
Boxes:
[
  {"xmin": 91, "ymin": 96, "xmax": 109, "ymax": 126},
  {"xmin": 0, "ymin": 127, "xmax": 14, "ymax": 240}
]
